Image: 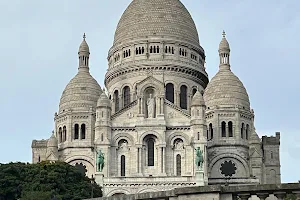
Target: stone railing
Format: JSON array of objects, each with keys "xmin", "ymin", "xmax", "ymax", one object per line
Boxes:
[{"xmin": 84, "ymin": 183, "xmax": 300, "ymax": 200}]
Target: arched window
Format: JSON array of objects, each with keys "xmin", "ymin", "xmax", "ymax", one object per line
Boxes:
[
  {"xmin": 176, "ymin": 154, "xmax": 181, "ymax": 176},
  {"xmin": 180, "ymin": 85, "xmax": 188, "ymax": 109},
  {"xmin": 147, "ymin": 138, "xmax": 155, "ymax": 166},
  {"xmin": 114, "ymin": 90, "xmax": 119, "ymax": 112},
  {"xmin": 165, "ymin": 83, "xmax": 174, "ymax": 103},
  {"xmin": 246, "ymin": 124, "xmax": 249, "ymax": 140},
  {"xmin": 59, "ymin": 127, "xmax": 62, "ymax": 143},
  {"xmin": 165, "ymin": 46, "xmax": 168, "ymax": 53},
  {"xmin": 209, "ymin": 123, "xmax": 213, "ymax": 139},
  {"xmin": 121, "ymin": 155, "xmax": 125, "ymax": 177},
  {"xmin": 142, "ymin": 47, "xmax": 145, "ymax": 54},
  {"xmin": 74, "ymin": 124, "xmax": 79, "ymax": 140},
  {"xmin": 123, "ymin": 86, "xmax": 130, "ymax": 107},
  {"xmin": 156, "ymin": 46, "xmax": 159, "ymax": 53},
  {"xmin": 63, "ymin": 126, "xmax": 67, "ymax": 142},
  {"xmin": 241, "ymin": 123, "xmax": 244, "ymax": 139},
  {"xmin": 271, "ymin": 152, "xmax": 273, "ymax": 159},
  {"xmin": 221, "ymin": 121, "xmax": 226, "ymax": 137},
  {"xmin": 228, "ymin": 121, "xmax": 233, "ymax": 137},
  {"xmin": 150, "ymin": 46, "xmax": 153, "ymax": 53},
  {"xmin": 81, "ymin": 124, "xmax": 86, "ymax": 139},
  {"xmin": 38, "ymin": 155, "xmax": 41, "ymax": 163},
  {"xmin": 192, "ymin": 88, "xmax": 197, "ymax": 96}
]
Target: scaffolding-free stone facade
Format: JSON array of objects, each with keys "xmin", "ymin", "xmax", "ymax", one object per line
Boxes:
[{"xmin": 31, "ymin": 0, "xmax": 281, "ymax": 197}]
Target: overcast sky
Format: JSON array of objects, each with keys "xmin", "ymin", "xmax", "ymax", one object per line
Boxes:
[{"xmin": 0, "ymin": 0, "xmax": 299, "ymax": 183}]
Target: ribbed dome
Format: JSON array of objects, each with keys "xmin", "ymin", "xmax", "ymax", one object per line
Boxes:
[
  {"xmin": 114, "ymin": 0, "xmax": 200, "ymax": 46},
  {"xmin": 219, "ymin": 37, "xmax": 230, "ymax": 50},
  {"xmin": 191, "ymin": 90, "xmax": 205, "ymax": 107},
  {"xmin": 204, "ymin": 69, "xmax": 250, "ymax": 110},
  {"xmin": 79, "ymin": 39, "xmax": 89, "ymax": 53},
  {"xmin": 59, "ymin": 71, "xmax": 102, "ymax": 112},
  {"xmin": 97, "ymin": 92, "xmax": 111, "ymax": 107}
]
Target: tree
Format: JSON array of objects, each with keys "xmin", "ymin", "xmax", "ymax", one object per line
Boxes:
[{"xmin": 0, "ymin": 161, "xmax": 102, "ymax": 200}]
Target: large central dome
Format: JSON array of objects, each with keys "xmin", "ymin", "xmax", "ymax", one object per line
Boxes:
[{"xmin": 114, "ymin": 0, "xmax": 200, "ymax": 46}]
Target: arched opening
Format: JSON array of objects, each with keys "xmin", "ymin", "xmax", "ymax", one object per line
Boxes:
[
  {"xmin": 209, "ymin": 123, "xmax": 213, "ymax": 139},
  {"xmin": 176, "ymin": 154, "xmax": 181, "ymax": 176},
  {"xmin": 38, "ymin": 155, "xmax": 41, "ymax": 163},
  {"xmin": 165, "ymin": 83, "xmax": 174, "ymax": 103},
  {"xmin": 114, "ymin": 90, "xmax": 119, "ymax": 112},
  {"xmin": 246, "ymin": 124, "xmax": 249, "ymax": 140},
  {"xmin": 271, "ymin": 152, "xmax": 273, "ymax": 159},
  {"xmin": 221, "ymin": 121, "xmax": 226, "ymax": 137},
  {"xmin": 63, "ymin": 126, "xmax": 67, "ymax": 142},
  {"xmin": 121, "ymin": 155, "xmax": 125, "ymax": 177},
  {"xmin": 59, "ymin": 127, "xmax": 62, "ymax": 143},
  {"xmin": 74, "ymin": 124, "xmax": 79, "ymax": 140},
  {"xmin": 123, "ymin": 86, "xmax": 130, "ymax": 107},
  {"xmin": 147, "ymin": 138, "xmax": 155, "ymax": 166},
  {"xmin": 241, "ymin": 123, "xmax": 244, "ymax": 139},
  {"xmin": 180, "ymin": 85, "xmax": 188, "ymax": 109},
  {"xmin": 81, "ymin": 124, "xmax": 86, "ymax": 139},
  {"xmin": 192, "ymin": 88, "xmax": 197, "ymax": 96},
  {"xmin": 228, "ymin": 121, "xmax": 233, "ymax": 137}
]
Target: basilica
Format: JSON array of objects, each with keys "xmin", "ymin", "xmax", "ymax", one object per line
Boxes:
[{"xmin": 31, "ymin": 0, "xmax": 281, "ymax": 196}]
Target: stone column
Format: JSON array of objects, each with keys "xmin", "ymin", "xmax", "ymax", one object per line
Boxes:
[
  {"xmin": 161, "ymin": 97, "xmax": 164, "ymax": 115},
  {"xmin": 141, "ymin": 98, "xmax": 144, "ymax": 115},
  {"xmin": 156, "ymin": 97, "xmax": 159, "ymax": 118},
  {"xmin": 162, "ymin": 147, "xmax": 166, "ymax": 174},
  {"xmin": 256, "ymin": 193, "xmax": 270, "ymax": 200}
]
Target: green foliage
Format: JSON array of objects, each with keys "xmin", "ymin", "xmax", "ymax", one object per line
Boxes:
[
  {"xmin": 0, "ymin": 161, "xmax": 102, "ymax": 200},
  {"xmin": 285, "ymin": 194, "xmax": 297, "ymax": 200}
]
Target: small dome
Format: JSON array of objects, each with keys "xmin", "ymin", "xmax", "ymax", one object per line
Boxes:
[
  {"xmin": 191, "ymin": 90, "xmax": 205, "ymax": 106},
  {"xmin": 97, "ymin": 92, "xmax": 111, "ymax": 107},
  {"xmin": 79, "ymin": 33, "xmax": 89, "ymax": 53},
  {"xmin": 59, "ymin": 71, "xmax": 102, "ymax": 112},
  {"xmin": 204, "ymin": 69, "xmax": 250, "ymax": 110},
  {"xmin": 47, "ymin": 133, "xmax": 58, "ymax": 147},
  {"xmin": 250, "ymin": 130, "xmax": 261, "ymax": 144},
  {"xmin": 219, "ymin": 37, "xmax": 230, "ymax": 51},
  {"xmin": 114, "ymin": 0, "xmax": 200, "ymax": 46}
]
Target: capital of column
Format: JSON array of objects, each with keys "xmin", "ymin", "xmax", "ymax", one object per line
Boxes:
[
  {"xmin": 238, "ymin": 193, "xmax": 251, "ymax": 200},
  {"xmin": 256, "ymin": 193, "xmax": 270, "ymax": 200},
  {"xmin": 273, "ymin": 192, "xmax": 286, "ymax": 200}
]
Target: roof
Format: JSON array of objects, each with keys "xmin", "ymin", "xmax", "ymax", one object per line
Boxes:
[{"xmin": 113, "ymin": 0, "xmax": 200, "ymax": 46}]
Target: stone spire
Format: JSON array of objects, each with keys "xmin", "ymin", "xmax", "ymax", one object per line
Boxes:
[
  {"xmin": 78, "ymin": 33, "xmax": 90, "ymax": 72},
  {"xmin": 218, "ymin": 31, "xmax": 231, "ymax": 70}
]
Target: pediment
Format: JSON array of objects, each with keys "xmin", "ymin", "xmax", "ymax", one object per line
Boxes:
[
  {"xmin": 46, "ymin": 151, "xmax": 58, "ymax": 161},
  {"xmin": 250, "ymin": 148, "xmax": 262, "ymax": 158},
  {"xmin": 136, "ymin": 75, "xmax": 164, "ymax": 96},
  {"xmin": 165, "ymin": 101, "xmax": 191, "ymax": 124},
  {"xmin": 111, "ymin": 101, "xmax": 138, "ymax": 124}
]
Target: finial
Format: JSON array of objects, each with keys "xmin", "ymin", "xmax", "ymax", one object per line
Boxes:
[
  {"xmin": 222, "ymin": 30, "xmax": 226, "ymax": 38},
  {"xmin": 83, "ymin": 33, "xmax": 86, "ymax": 40}
]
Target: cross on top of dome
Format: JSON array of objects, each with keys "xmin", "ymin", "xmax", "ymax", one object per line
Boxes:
[{"xmin": 222, "ymin": 30, "xmax": 226, "ymax": 38}]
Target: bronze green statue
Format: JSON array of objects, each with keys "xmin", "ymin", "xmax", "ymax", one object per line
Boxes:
[
  {"xmin": 195, "ymin": 147, "xmax": 204, "ymax": 170},
  {"xmin": 96, "ymin": 150, "xmax": 105, "ymax": 172}
]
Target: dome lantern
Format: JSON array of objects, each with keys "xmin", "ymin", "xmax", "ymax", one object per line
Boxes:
[
  {"xmin": 78, "ymin": 33, "xmax": 90, "ymax": 72},
  {"xmin": 219, "ymin": 31, "xmax": 231, "ymax": 70}
]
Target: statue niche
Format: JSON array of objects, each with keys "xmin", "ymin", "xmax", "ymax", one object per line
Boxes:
[{"xmin": 145, "ymin": 88, "xmax": 156, "ymax": 118}]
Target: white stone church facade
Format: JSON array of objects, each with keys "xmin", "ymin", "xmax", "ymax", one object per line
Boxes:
[{"xmin": 31, "ymin": 0, "xmax": 281, "ymax": 197}]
